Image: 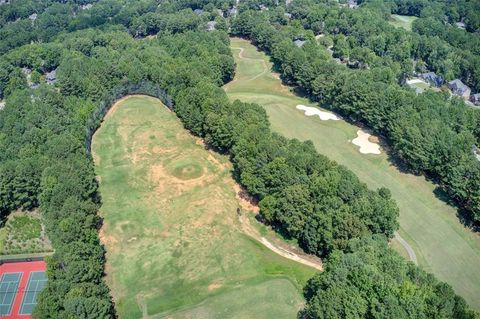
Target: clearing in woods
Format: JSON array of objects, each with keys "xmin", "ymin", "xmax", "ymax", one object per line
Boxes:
[
  {"xmin": 92, "ymin": 96, "xmax": 316, "ymax": 319},
  {"xmin": 388, "ymin": 14, "xmax": 418, "ymax": 31},
  {"xmin": 224, "ymin": 37, "xmax": 480, "ymax": 310}
]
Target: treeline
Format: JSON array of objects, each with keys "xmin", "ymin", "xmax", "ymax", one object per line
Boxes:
[
  {"xmin": 386, "ymin": 0, "xmax": 480, "ymax": 32},
  {"xmin": 0, "ymin": 0, "xmax": 236, "ymax": 54},
  {"xmin": 176, "ymin": 86, "xmax": 399, "ymax": 257},
  {"xmin": 302, "ymin": 236, "xmax": 477, "ymax": 318},
  {"xmin": 285, "ymin": 0, "xmax": 480, "ymax": 92},
  {"xmin": 412, "ymin": 18, "xmax": 480, "ymax": 56},
  {"xmin": 232, "ymin": 9, "xmax": 480, "ymax": 223}
]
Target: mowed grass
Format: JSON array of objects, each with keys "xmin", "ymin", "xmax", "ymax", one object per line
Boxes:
[
  {"xmin": 389, "ymin": 14, "xmax": 418, "ymax": 31},
  {"xmin": 224, "ymin": 38, "xmax": 480, "ymax": 309},
  {"xmin": 92, "ymin": 96, "xmax": 316, "ymax": 318}
]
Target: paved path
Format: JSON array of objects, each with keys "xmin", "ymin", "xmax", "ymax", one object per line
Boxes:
[
  {"xmin": 394, "ymin": 232, "xmax": 418, "ymax": 264},
  {"xmin": 238, "ymin": 213, "xmax": 323, "ymax": 271}
]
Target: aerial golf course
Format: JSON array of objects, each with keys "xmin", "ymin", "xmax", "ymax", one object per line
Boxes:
[
  {"xmin": 224, "ymin": 37, "xmax": 480, "ymax": 309},
  {"xmin": 92, "ymin": 96, "xmax": 316, "ymax": 318}
]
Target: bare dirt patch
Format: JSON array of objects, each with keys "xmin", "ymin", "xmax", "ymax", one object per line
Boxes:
[
  {"xmin": 208, "ymin": 283, "xmax": 223, "ymax": 291},
  {"xmin": 232, "ymin": 183, "xmax": 259, "ymax": 213},
  {"xmin": 99, "ymin": 226, "xmax": 119, "ymax": 250}
]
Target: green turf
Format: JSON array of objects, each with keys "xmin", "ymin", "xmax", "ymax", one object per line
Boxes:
[
  {"xmin": 151, "ymin": 279, "xmax": 303, "ymax": 319},
  {"xmin": 92, "ymin": 96, "xmax": 316, "ymax": 319},
  {"xmin": 224, "ymin": 37, "xmax": 480, "ymax": 310},
  {"xmin": 389, "ymin": 14, "xmax": 418, "ymax": 31}
]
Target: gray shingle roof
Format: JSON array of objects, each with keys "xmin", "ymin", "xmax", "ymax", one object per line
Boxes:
[
  {"xmin": 448, "ymin": 79, "xmax": 471, "ymax": 97},
  {"xmin": 293, "ymin": 39, "xmax": 306, "ymax": 47}
]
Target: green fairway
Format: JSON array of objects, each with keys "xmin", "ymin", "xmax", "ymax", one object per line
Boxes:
[
  {"xmin": 389, "ymin": 14, "xmax": 418, "ymax": 31},
  {"xmin": 92, "ymin": 95, "xmax": 316, "ymax": 318},
  {"xmin": 224, "ymin": 38, "xmax": 480, "ymax": 310}
]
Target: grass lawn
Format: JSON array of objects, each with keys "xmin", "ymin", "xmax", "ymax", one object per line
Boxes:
[
  {"xmin": 92, "ymin": 95, "xmax": 316, "ymax": 319},
  {"xmin": 224, "ymin": 37, "xmax": 480, "ymax": 310},
  {"xmin": 0, "ymin": 211, "xmax": 51, "ymax": 255},
  {"xmin": 389, "ymin": 14, "xmax": 418, "ymax": 31}
]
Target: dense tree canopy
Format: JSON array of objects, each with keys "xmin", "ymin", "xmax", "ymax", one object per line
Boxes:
[
  {"xmin": 302, "ymin": 236, "xmax": 478, "ymax": 319},
  {"xmin": 0, "ymin": 0, "xmax": 477, "ymax": 318}
]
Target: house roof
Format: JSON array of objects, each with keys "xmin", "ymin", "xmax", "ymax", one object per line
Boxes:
[
  {"xmin": 46, "ymin": 69, "xmax": 57, "ymax": 84},
  {"xmin": 293, "ymin": 39, "xmax": 306, "ymax": 47},
  {"xmin": 449, "ymin": 79, "xmax": 469, "ymax": 91},
  {"xmin": 206, "ymin": 21, "xmax": 217, "ymax": 31}
]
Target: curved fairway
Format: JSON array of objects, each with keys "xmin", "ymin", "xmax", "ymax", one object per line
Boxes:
[
  {"xmin": 92, "ymin": 96, "xmax": 316, "ymax": 318},
  {"xmin": 224, "ymin": 38, "xmax": 480, "ymax": 309}
]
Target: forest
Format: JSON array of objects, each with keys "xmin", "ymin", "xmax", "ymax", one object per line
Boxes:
[{"xmin": 0, "ymin": 0, "xmax": 478, "ymax": 318}]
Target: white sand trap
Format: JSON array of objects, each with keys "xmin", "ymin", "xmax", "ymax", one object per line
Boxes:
[
  {"xmin": 352, "ymin": 129, "xmax": 381, "ymax": 154},
  {"xmin": 296, "ymin": 105, "xmax": 340, "ymax": 121}
]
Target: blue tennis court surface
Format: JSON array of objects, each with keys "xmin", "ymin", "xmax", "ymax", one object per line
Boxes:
[
  {"xmin": 19, "ymin": 271, "xmax": 47, "ymax": 315},
  {"xmin": 0, "ymin": 272, "xmax": 22, "ymax": 316}
]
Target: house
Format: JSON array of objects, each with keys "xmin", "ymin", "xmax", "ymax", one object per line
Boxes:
[
  {"xmin": 284, "ymin": 12, "xmax": 292, "ymax": 19},
  {"xmin": 259, "ymin": 4, "xmax": 268, "ymax": 11},
  {"xmin": 473, "ymin": 145, "xmax": 480, "ymax": 162},
  {"xmin": 21, "ymin": 67, "xmax": 32, "ymax": 75},
  {"xmin": 348, "ymin": 0, "xmax": 358, "ymax": 9},
  {"xmin": 46, "ymin": 69, "xmax": 57, "ymax": 85},
  {"xmin": 229, "ymin": 7, "xmax": 238, "ymax": 16},
  {"xmin": 471, "ymin": 93, "xmax": 480, "ymax": 106},
  {"xmin": 28, "ymin": 13, "xmax": 37, "ymax": 21},
  {"xmin": 455, "ymin": 21, "xmax": 466, "ymax": 30},
  {"xmin": 206, "ymin": 21, "xmax": 216, "ymax": 32},
  {"xmin": 448, "ymin": 79, "xmax": 471, "ymax": 99},
  {"xmin": 293, "ymin": 39, "xmax": 306, "ymax": 48},
  {"xmin": 81, "ymin": 4, "xmax": 93, "ymax": 10},
  {"xmin": 193, "ymin": 9, "xmax": 203, "ymax": 15},
  {"xmin": 420, "ymin": 72, "xmax": 443, "ymax": 87}
]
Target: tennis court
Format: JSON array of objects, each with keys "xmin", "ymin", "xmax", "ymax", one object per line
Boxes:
[
  {"xmin": 0, "ymin": 272, "xmax": 22, "ymax": 316},
  {"xmin": 0, "ymin": 260, "xmax": 46, "ymax": 319},
  {"xmin": 19, "ymin": 271, "xmax": 47, "ymax": 315}
]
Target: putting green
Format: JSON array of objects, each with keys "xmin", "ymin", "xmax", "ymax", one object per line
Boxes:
[
  {"xmin": 224, "ymin": 37, "xmax": 480, "ymax": 310},
  {"xmin": 92, "ymin": 95, "xmax": 316, "ymax": 318}
]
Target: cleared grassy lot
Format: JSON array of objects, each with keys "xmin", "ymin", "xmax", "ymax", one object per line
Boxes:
[
  {"xmin": 92, "ymin": 95, "xmax": 315, "ymax": 318},
  {"xmin": 0, "ymin": 211, "xmax": 51, "ymax": 255},
  {"xmin": 224, "ymin": 37, "xmax": 480, "ymax": 310},
  {"xmin": 389, "ymin": 14, "xmax": 418, "ymax": 31}
]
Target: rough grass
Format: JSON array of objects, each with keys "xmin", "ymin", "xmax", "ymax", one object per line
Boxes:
[
  {"xmin": 224, "ymin": 38, "xmax": 480, "ymax": 310},
  {"xmin": 389, "ymin": 14, "xmax": 418, "ymax": 31},
  {"xmin": 92, "ymin": 96, "xmax": 316, "ymax": 319},
  {"xmin": 0, "ymin": 211, "xmax": 52, "ymax": 255}
]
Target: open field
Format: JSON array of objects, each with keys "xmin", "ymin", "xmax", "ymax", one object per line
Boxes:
[
  {"xmin": 389, "ymin": 14, "xmax": 418, "ymax": 31},
  {"xmin": 224, "ymin": 37, "xmax": 480, "ymax": 309},
  {"xmin": 0, "ymin": 211, "xmax": 51, "ymax": 255},
  {"xmin": 92, "ymin": 96, "xmax": 316, "ymax": 318}
]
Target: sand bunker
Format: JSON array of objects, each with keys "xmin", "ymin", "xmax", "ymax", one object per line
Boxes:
[
  {"xmin": 296, "ymin": 105, "xmax": 340, "ymax": 121},
  {"xmin": 352, "ymin": 129, "xmax": 381, "ymax": 154}
]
